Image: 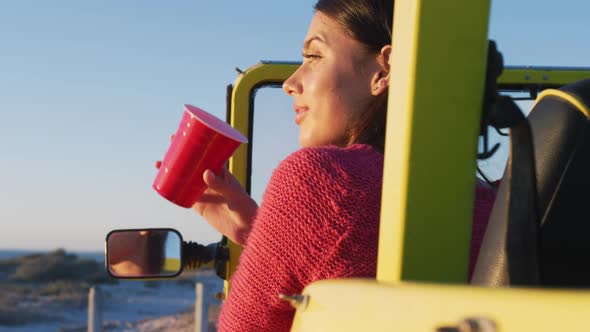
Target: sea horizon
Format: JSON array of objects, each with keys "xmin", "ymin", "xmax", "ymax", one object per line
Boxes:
[{"xmin": 0, "ymin": 248, "xmax": 104, "ymax": 262}]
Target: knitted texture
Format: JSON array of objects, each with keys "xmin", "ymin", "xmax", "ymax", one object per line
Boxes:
[
  {"xmin": 217, "ymin": 144, "xmax": 496, "ymax": 331},
  {"xmin": 218, "ymin": 144, "xmax": 383, "ymax": 332},
  {"xmin": 469, "ymin": 181, "xmax": 498, "ymax": 279}
]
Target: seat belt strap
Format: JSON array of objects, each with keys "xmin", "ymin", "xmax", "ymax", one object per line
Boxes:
[
  {"xmin": 480, "ymin": 40, "xmax": 542, "ymax": 285},
  {"xmin": 505, "ymin": 112, "xmax": 541, "ymax": 285}
]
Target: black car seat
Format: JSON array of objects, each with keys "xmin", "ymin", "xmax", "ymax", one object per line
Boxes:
[{"xmin": 471, "ymin": 79, "xmax": 590, "ymax": 287}]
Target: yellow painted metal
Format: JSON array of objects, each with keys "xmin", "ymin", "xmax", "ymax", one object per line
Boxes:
[
  {"xmin": 290, "ymin": 279, "xmax": 590, "ymax": 332},
  {"xmin": 228, "ymin": 61, "xmax": 299, "ymax": 190},
  {"xmin": 499, "ymin": 66, "xmax": 590, "ymax": 87},
  {"xmin": 225, "ymin": 62, "xmax": 299, "ymax": 293},
  {"xmin": 163, "ymin": 258, "xmax": 181, "ymax": 273},
  {"xmin": 377, "ymin": 0, "xmax": 491, "ymax": 283}
]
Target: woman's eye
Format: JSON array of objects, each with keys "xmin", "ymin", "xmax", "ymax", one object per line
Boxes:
[{"xmin": 302, "ymin": 53, "xmax": 322, "ymax": 61}]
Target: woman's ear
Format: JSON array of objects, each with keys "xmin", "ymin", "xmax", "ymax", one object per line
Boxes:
[{"xmin": 370, "ymin": 45, "xmax": 392, "ymax": 96}]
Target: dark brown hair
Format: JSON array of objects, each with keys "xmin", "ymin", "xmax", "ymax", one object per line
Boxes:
[{"xmin": 314, "ymin": 0, "xmax": 393, "ymax": 152}]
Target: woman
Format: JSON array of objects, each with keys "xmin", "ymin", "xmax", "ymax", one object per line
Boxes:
[
  {"xmin": 205, "ymin": 2, "xmax": 390, "ymax": 330},
  {"xmin": 160, "ymin": 0, "xmax": 494, "ymax": 330}
]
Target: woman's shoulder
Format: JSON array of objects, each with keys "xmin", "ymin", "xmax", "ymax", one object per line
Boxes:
[
  {"xmin": 276, "ymin": 144, "xmax": 383, "ymax": 175},
  {"xmin": 265, "ymin": 144, "xmax": 384, "ymax": 199}
]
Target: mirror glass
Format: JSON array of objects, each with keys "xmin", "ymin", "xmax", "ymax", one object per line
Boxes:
[{"xmin": 106, "ymin": 229, "xmax": 182, "ymax": 278}]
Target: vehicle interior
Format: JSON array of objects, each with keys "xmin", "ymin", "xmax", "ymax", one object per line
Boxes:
[{"xmin": 473, "ymin": 79, "xmax": 590, "ymax": 288}]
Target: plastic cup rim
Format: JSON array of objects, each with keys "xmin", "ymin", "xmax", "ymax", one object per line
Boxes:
[{"xmin": 183, "ymin": 104, "xmax": 248, "ymax": 144}]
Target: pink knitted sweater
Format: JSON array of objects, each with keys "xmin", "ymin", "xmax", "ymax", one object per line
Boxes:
[{"xmin": 218, "ymin": 144, "xmax": 495, "ymax": 332}]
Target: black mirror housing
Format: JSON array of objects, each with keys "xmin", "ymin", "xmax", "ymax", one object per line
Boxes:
[{"xmin": 105, "ymin": 228, "xmax": 184, "ymax": 279}]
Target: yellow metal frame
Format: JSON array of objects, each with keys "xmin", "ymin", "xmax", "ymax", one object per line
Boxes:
[
  {"xmin": 290, "ymin": 279, "xmax": 590, "ymax": 331},
  {"xmin": 225, "ymin": 62, "xmax": 299, "ymax": 292},
  {"xmin": 163, "ymin": 257, "xmax": 181, "ymax": 273},
  {"xmin": 376, "ymin": 0, "xmax": 491, "ymax": 284},
  {"xmin": 499, "ymin": 66, "xmax": 590, "ymax": 90}
]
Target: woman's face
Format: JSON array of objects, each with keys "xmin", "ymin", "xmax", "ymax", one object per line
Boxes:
[{"xmin": 283, "ymin": 11, "xmax": 382, "ymax": 147}]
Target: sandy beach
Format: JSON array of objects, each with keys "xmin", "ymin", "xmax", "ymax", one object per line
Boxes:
[{"xmin": 0, "ymin": 250, "xmax": 222, "ymax": 332}]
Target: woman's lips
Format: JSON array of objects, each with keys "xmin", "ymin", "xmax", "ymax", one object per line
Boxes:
[{"xmin": 294, "ymin": 106, "xmax": 309, "ymax": 125}]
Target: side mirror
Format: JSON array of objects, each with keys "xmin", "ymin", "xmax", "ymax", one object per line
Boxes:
[{"xmin": 105, "ymin": 228, "xmax": 183, "ymax": 278}]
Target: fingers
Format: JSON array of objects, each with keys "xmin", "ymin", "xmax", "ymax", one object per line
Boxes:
[
  {"xmin": 203, "ymin": 169, "xmax": 234, "ymax": 194},
  {"xmin": 203, "ymin": 169, "xmax": 221, "ymax": 189}
]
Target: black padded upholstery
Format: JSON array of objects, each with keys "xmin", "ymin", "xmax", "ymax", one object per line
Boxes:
[{"xmin": 472, "ymin": 79, "xmax": 590, "ymax": 287}]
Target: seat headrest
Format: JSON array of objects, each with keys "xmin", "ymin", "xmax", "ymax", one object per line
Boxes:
[{"xmin": 471, "ymin": 79, "xmax": 590, "ymax": 287}]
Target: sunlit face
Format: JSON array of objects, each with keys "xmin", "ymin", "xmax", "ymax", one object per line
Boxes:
[{"xmin": 283, "ymin": 11, "xmax": 382, "ymax": 148}]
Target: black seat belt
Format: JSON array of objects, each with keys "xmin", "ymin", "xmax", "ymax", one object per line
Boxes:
[{"xmin": 481, "ymin": 41, "xmax": 541, "ymax": 286}]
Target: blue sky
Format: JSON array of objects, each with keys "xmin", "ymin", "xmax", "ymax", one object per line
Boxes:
[{"xmin": 0, "ymin": 0, "xmax": 588, "ymax": 251}]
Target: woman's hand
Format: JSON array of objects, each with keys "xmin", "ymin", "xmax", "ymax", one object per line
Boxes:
[
  {"xmin": 155, "ymin": 136, "xmax": 258, "ymax": 245},
  {"xmin": 195, "ymin": 167, "xmax": 259, "ymax": 245}
]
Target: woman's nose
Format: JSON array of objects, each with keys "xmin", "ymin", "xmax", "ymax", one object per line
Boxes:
[{"xmin": 282, "ymin": 70, "xmax": 302, "ymax": 96}]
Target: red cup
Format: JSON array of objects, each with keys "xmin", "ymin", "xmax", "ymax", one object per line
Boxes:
[{"xmin": 153, "ymin": 104, "xmax": 248, "ymax": 208}]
